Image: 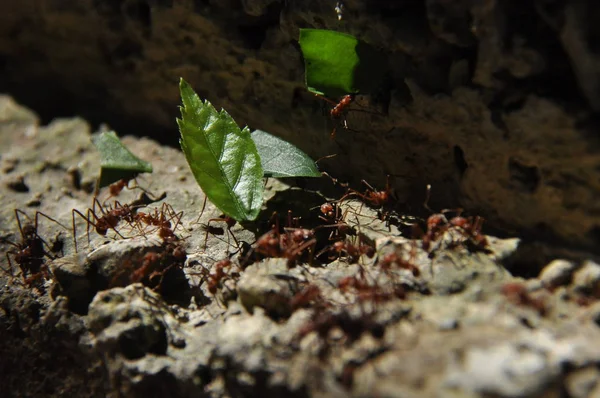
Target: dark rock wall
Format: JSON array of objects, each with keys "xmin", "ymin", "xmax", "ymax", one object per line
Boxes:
[{"xmin": 1, "ymin": 0, "xmax": 599, "ymax": 248}]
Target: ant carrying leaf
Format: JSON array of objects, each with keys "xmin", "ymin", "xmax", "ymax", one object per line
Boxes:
[{"xmin": 92, "ymin": 131, "xmax": 153, "ymax": 194}]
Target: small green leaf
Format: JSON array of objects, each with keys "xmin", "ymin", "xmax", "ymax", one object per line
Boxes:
[
  {"xmin": 251, "ymin": 130, "xmax": 320, "ymax": 178},
  {"xmin": 92, "ymin": 131, "xmax": 153, "ymax": 189},
  {"xmin": 299, "ymin": 29, "xmax": 387, "ymax": 97},
  {"xmin": 178, "ymin": 78, "xmax": 264, "ymax": 221}
]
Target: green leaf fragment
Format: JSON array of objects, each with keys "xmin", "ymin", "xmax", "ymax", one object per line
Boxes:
[
  {"xmin": 299, "ymin": 28, "xmax": 387, "ymax": 97},
  {"xmin": 92, "ymin": 131, "xmax": 153, "ymax": 189},
  {"xmin": 251, "ymin": 129, "xmax": 320, "ymax": 178},
  {"xmin": 178, "ymin": 78, "xmax": 264, "ymax": 221}
]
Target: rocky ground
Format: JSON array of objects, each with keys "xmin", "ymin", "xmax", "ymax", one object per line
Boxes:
[{"xmin": 1, "ymin": 95, "xmax": 600, "ymax": 398}]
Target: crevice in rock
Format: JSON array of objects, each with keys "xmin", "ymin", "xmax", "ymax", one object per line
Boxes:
[
  {"xmin": 453, "ymin": 145, "xmax": 468, "ymax": 178},
  {"xmin": 508, "ymin": 157, "xmax": 540, "ymax": 193}
]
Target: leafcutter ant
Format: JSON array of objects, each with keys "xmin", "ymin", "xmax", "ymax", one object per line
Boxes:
[
  {"xmin": 3, "ymin": 209, "xmax": 68, "ymax": 286},
  {"xmin": 253, "ymin": 213, "xmax": 317, "ymax": 267},
  {"xmin": 316, "ymin": 202, "xmax": 356, "ymax": 242},
  {"xmin": 205, "ymin": 258, "xmax": 237, "ymax": 295},
  {"xmin": 317, "ymin": 238, "xmax": 374, "ymax": 264},
  {"xmin": 315, "ymin": 94, "xmax": 355, "ymax": 139},
  {"xmin": 113, "ymin": 241, "xmax": 187, "ymax": 292},
  {"xmin": 290, "ymin": 284, "xmax": 326, "ymax": 311},
  {"xmin": 378, "ymin": 251, "xmax": 420, "ymax": 277},
  {"xmin": 339, "ymin": 175, "xmax": 394, "ymax": 209},
  {"xmin": 98, "ymin": 176, "xmax": 156, "ymax": 205},
  {"xmin": 298, "ymin": 308, "xmax": 384, "ymax": 359},
  {"xmin": 135, "ymin": 203, "xmax": 184, "ymax": 244},
  {"xmin": 71, "ymin": 198, "xmax": 140, "ymax": 251},
  {"xmin": 420, "ymin": 185, "xmax": 489, "ymax": 252},
  {"xmin": 501, "ymin": 282, "xmax": 547, "ymax": 315}
]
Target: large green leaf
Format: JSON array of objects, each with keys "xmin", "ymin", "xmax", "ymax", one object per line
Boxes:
[
  {"xmin": 92, "ymin": 131, "xmax": 153, "ymax": 189},
  {"xmin": 299, "ymin": 29, "xmax": 387, "ymax": 97},
  {"xmin": 178, "ymin": 78, "xmax": 264, "ymax": 221},
  {"xmin": 251, "ymin": 130, "xmax": 320, "ymax": 178}
]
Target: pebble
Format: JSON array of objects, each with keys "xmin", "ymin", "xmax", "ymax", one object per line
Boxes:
[
  {"xmin": 539, "ymin": 259, "xmax": 577, "ymax": 288},
  {"xmin": 572, "ymin": 261, "xmax": 600, "ymax": 294},
  {"xmin": 5, "ymin": 174, "xmax": 29, "ymax": 192},
  {"xmin": 564, "ymin": 366, "xmax": 600, "ymax": 398}
]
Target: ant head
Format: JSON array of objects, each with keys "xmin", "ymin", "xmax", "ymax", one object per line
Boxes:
[
  {"xmin": 320, "ymin": 203, "xmax": 334, "ymax": 217},
  {"xmin": 21, "ymin": 224, "xmax": 37, "ymax": 237},
  {"xmin": 333, "ymin": 240, "xmax": 345, "ymax": 252}
]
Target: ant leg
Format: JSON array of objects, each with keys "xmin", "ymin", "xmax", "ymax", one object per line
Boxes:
[
  {"xmin": 202, "ymin": 219, "xmax": 230, "ymax": 250},
  {"xmin": 313, "ymin": 93, "xmax": 339, "ymax": 106},
  {"xmin": 71, "ymin": 208, "xmax": 108, "ymax": 251},
  {"xmin": 161, "ymin": 203, "xmax": 184, "ymax": 232},
  {"xmin": 360, "ymin": 179, "xmax": 377, "ymax": 193},
  {"xmin": 4, "ymin": 252, "xmax": 15, "ymax": 279},
  {"xmin": 441, "ymin": 208, "xmax": 464, "ymax": 218},
  {"xmin": 473, "ymin": 216, "xmax": 484, "ymax": 232},
  {"xmin": 288, "ymin": 238, "xmax": 317, "ymax": 267},
  {"xmin": 128, "ymin": 176, "xmax": 158, "ymax": 200},
  {"xmin": 14, "ymin": 209, "xmax": 31, "ymax": 240},
  {"xmin": 209, "ymin": 218, "xmax": 240, "ymax": 250},
  {"xmin": 30, "ymin": 210, "xmax": 70, "ymax": 254},
  {"xmin": 72, "ymin": 209, "xmax": 90, "ymax": 252},
  {"xmin": 31, "ymin": 210, "xmax": 70, "ymax": 231},
  {"xmin": 194, "ymin": 196, "xmax": 208, "ymax": 225}
]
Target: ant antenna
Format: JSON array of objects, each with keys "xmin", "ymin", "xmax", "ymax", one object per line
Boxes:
[
  {"xmin": 315, "ymin": 154, "xmax": 337, "ymax": 165},
  {"xmin": 423, "ymin": 184, "xmax": 434, "ymax": 213}
]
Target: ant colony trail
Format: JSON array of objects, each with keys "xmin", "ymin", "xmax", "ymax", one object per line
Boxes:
[{"xmin": 1, "ymin": 115, "xmax": 596, "ymax": 398}]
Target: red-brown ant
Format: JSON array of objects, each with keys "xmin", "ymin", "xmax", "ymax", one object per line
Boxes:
[
  {"xmin": 323, "ymin": 172, "xmax": 396, "ymax": 228},
  {"xmin": 192, "ymin": 196, "xmax": 239, "ymax": 250},
  {"xmin": 253, "ymin": 214, "xmax": 317, "ymax": 267},
  {"xmin": 290, "ymin": 284, "xmax": 325, "ymax": 311},
  {"xmin": 378, "ymin": 251, "xmax": 420, "ymax": 277},
  {"xmin": 129, "ymin": 252, "xmax": 161, "ymax": 284},
  {"xmin": 501, "ymin": 282, "xmax": 546, "ymax": 315},
  {"xmin": 316, "ymin": 94, "xmax": 355, "ymax": 139},
  {"xmin": 100, "ymin": 176, "xmax": 155, "ymax": 204},
  {"xmin": 113, "ymin": 240, "xmax": 187, "ymax": 290},
  {"xmin": 421, "ymin": 213, "xmax": 448, "ymax": 251},
  {"xmin": 338, "ymin": 271, "xmax": 405, "ymax": 305},
  {"xmin": 336, "ymin": 176, "xmax": 396, "ymax": 230},
  {"xmin": 193, "ymin": 257, "xmax": 240, "ymax": 303},
  {"xmin": 206, "ymin": 258, "xmax": 233, "ymax": 295},
  {"xmin": 450, "ymin": 215, "xmax": 489, "ymax": 250},
  {"xmin": 3, "ymin": 209, "xmax": 67, "ymax": 286},
  {"xmin": 136, "ymin": 203, "xmax": 184, "ymax": 244},
  {"xmin": 106, "ymin": 178, "xmax": 135, "ymax": 200},
  {"xmin": 316, "ymin": 202, "xmax": 356, "ymax": 241},
  {"xmin": 330, "ymin": 94, "xmax": 355, "ymax": 119},
  {"xmin": 318, "ymin": 239, "xmax": 375, "ymax": 264},
  {"xmin": 420, "ymin": 185, "xmax": 489, "ymax": 252},
  {"xmin": 71, "ymin": 198, "xmax": 141, "ymax": 251},
  {"xmin": 339, "ymin": 176, "xmax": 394, "ymax": 208},
  {"xmin": 298, "ymin": 308, "xmax": 384, "ymax": 359}
]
